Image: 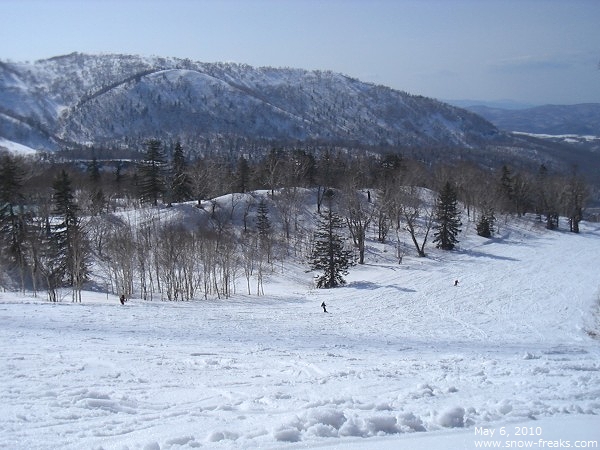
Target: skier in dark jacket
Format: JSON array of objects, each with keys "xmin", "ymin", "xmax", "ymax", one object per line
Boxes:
[
  {"xmin": 120, "ymin": 294, "xmax": 127, "ymax": 305},
  {"xmin": 321, "ymin": 302, "xmax": 327, "ymax": 313}
]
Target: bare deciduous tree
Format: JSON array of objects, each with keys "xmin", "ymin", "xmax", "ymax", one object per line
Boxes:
[{"xmin": 398, "ymin": 186, "xmax": 435, "ymax": 258}]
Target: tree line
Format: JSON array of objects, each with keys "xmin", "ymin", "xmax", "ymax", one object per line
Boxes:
[{"xmin": 0, "ymin": 140, "xmax": 590, "ymax": 299}]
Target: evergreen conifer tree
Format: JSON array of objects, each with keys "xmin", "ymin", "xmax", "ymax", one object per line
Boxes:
[
  {"xmin": 51, "ymin": 170, "xmax": 89, "ymax": 301},
  {"xmin": 256, "ymin": 198, "xmax": 271, "ymax": 237},
  {"xmin": 236, "ymin": 156, "xmax": 250, "ymax": 193},
  {"xmin": 256, "ymin": 198, "xmax": 272, "ymax": 261},
  {"xmin": 433, "ymin": 181, "xmax": 462, "ymax": 250},
  {"xmin": 88, "ymin": 157, "xmax": 101, "ymax": 185},
  {"xmin": 170, "ymin": 141, "xmax": 193, "ymax": 203},
  {"xmin": 476, "ymin": 205, "xmax": 496, "ymax": 238},
  {"xmin": 499, "ymin": 165, "xmax": 514, "ymax": 212},
  {"xmin": 87, "ymin": 156, "xmax": 106, "ymax": 215},
  {"xmin": 564, "ymin": 169, "xmax": 587, "ymax": 234},
  {"xmin": 0, "ymin": 153, "xmax": 28, "ymax": 285},
  {"xmin": 310, "ymin": 208, "xmax": 354, "ymax": 288},
  {"xmin": 138, "ymin": 139, "xmax": 167, "ymax": 206},
  {"xmin": 115, "ymin": 161, "xmax": 125, "ymax": 194}
]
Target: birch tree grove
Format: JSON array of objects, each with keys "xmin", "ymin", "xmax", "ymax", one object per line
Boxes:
[
  {"xmin": 101, "ymin": 220, "xmax": 135, "ymax": 298},
  {"xmin": 156, "ymin": 225, "xmax": 202, "ymax": 300}
]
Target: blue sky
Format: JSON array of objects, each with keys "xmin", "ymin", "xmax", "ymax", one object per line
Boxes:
[{"xmin": 1, "ymin": 0, "xmax": 598, "ymax": 105}]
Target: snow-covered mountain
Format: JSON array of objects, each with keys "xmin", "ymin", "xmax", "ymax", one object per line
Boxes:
[
  {"xmin": 4, "ymin": 53, "xmax": 600, "ymax": 192},
  {"xmin": 1, "ymin": 52, "xmax": 502, "ymax": 152}
]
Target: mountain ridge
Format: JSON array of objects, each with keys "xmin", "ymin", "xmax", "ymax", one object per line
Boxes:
[
  {"xmin": 2, "ymin": 53, "xmax": 600, "ymax": 195},
  {"xmin": 1, "ymin": 52, "xmax": 502, "ymax": 152}
]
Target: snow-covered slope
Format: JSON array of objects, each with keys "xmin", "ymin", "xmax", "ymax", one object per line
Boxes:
[
  {"xmin": 0, "ymin": 137, "xmax": 37, "ymax": 155},
  {"xmin": 1, "ymin": 214, "xmax": 599, "ymax": 449},
  {"xmin": 0, "ymin": 53, "xmax": 502, "ymax": 151}
]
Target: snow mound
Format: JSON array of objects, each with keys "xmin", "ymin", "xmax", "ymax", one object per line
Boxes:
[{"xmin": 437, "ymin": 406, "xmax": 466, "ymax": 428}]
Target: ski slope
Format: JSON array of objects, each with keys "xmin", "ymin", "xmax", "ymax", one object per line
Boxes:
[{"xmin": 1, "ymin": 217, "xmax": 599, "ymax": 449}]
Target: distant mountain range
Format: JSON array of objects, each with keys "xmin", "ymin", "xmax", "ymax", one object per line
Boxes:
[
  {"xmin": 460, "ymin": 103, "xmax": 600, "ymax": 136},
  {"xmin": 446, "ymin": 99, "xmax": 538, "ymax": 111},
  {"xmin": 0, "ymin": 53, "xmax": 599, "ymax": 190}
]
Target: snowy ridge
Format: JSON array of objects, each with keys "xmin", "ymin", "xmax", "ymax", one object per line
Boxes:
[
  {"xmin": 0, "ymin": 53, "xmax": 503, "ymax": 152},
  {"xmin": 1, "ymin": 198, "xmax": 599, "ymax": 449},
  {"xmin": 4, "ymin": 53, "xmax": 599, "ymax": 188}
]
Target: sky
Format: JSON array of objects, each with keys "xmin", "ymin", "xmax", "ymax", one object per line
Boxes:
[{"xmin": 1, "ymin": 0, "xmax": 599, "ymax": 106}]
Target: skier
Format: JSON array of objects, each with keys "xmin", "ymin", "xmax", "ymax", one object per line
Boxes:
[
  {"xmin": 321, "ymin": 301, "xmax": 327, "ymax": 313},
  {"xmin": 120, "ymin": 294, "xmax": 127, "ymax": 305},
  {"xmin": 454, "ymin": 279, "xmax": 459, "ymax": 286}
]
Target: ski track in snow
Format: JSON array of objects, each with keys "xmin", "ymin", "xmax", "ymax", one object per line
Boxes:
[{"xmin": 1, "ymin": 220, "xmax": 600, "ymax": 449}]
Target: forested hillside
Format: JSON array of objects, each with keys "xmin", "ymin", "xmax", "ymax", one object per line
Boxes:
[
  {"xmin": 0, "ymin": 143, "xmax": 589, "ymax": 301},
  {"xmin": 2, "ymin": 53, "xmax": 600, "ymax": 189},
  {"xmin": 0, "ymin": 53, "xmax": 499, "ymax": 151}
]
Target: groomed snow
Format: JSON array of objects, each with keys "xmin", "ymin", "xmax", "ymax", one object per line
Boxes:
[{"xmin": 1, "ymin": 217, "xmax": 599, "ymax": 449}]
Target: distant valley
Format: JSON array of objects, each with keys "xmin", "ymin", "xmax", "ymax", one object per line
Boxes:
[{"xmin": 460, "ymin": 103, "xmax": 600, "ymax": 136}]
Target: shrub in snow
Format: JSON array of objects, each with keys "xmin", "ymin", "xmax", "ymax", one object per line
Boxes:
[{"xmin": 437, "ymin": 406, "xmax": 465, "ymax": 428}]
